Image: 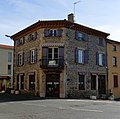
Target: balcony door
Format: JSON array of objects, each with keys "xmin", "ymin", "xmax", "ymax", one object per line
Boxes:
[{"xmin": 48, "ymin": 48, "xmax": 58, "ymax": 66}]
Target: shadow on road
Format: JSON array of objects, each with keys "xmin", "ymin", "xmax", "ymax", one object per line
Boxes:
[{"xmin": 0, "ymin": 93, "xmax": 44, "ymax": 103}]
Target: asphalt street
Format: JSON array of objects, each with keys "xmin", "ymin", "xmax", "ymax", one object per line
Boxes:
[{"xmin": 0, "ymin": 99, "xmax": 120, "ymax": 119}]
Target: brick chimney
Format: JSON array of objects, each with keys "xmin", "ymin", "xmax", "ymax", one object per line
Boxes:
[{"xmin": 68, "ymin": 13, "xmax": 74, "ymax": 22}]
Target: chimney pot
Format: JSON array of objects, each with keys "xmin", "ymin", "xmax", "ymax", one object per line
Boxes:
[{"xmin": 68, "ymin": 13, "xmax": 74, "ymax": 22}]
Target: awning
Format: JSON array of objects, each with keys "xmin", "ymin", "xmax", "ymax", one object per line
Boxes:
[
  {"xmin": 42, "ymin": 43, "xmax": 64, "ymax": 47},
  {"xmin": 0, "ymin": 76, "xmax": 11, "ymax": 80}
]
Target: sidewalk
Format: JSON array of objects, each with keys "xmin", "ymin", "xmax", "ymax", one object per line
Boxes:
[{"xmin": 0, "ymin": 93, "xmax": 43, "ymax": 102}]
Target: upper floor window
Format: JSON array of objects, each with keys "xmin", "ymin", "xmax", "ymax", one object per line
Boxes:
[
  {"xmin": 8, "ymin": 52, "xmax": 12, "ymax": 62},
  {"xmin": 28, "ymin": 32, "xmax": 37, "ymax": 41},
  {"xmin": 75, "ymin": 48, "xmax": 89, "ymax": 64},
  {"xmin": 112, "ymin": 56, "xmax": 117, "ymax": 66},
  {"xmin": 44, "ymin": 29, "xmax": 63, "ymax": 37},
  {"xmin": 42, "ymin": 47, "xmax": 64, "ymax": 67},
  {"xmin": 16, "ymin": 52, "xmax": 24, "ymax": 66},
  {"xmin": 98, "ymin": 38, "xmax": 104, "ymax": 46},
  {"xmin": 96, "ymin": 52, "xmax": 106, "ymax": 66},
  {"xmin": 75, "ymin": 31, "xmax": 88, "ymax": 41},
  {"xmin": 27, "ymin": 49, "xmax": 37, "ymax": 64},
  {"xmin": 112, "ymin": 45, "xmax": 116, "ymax": 51},
  {"xmin": 15, "ymin": 37, "xmax": 25, "ymax": 46}
]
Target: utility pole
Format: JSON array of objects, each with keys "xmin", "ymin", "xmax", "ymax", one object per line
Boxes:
[{"xmin": 74, "ymin": 1, "xmax": 80, "ymax": 21}]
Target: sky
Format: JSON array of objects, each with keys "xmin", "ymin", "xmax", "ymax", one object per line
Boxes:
[{"xmin": 0, "ymin": 0, "xmax": 120, "ymax": 46}]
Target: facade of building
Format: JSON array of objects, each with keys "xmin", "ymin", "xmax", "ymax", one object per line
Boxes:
[
  {"xmin": 11, "ymin": 14, "xmax": 109, "ymax": 98},
  {"xmin": 0, "ymin": 44, "xmax": 13, "ymax": 91},
  {"xmin": 107, "ymin": 39, "xmax": 120, "ymax": 98}
]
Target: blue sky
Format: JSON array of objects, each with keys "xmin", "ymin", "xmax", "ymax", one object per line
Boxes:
[{"xmin": 0, "ymin": 0, "xmax": 120, "ymax": 46}]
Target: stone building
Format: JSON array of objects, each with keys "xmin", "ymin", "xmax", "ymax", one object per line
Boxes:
[
  {"xmin": 0, "ymin": 44, "xmax": 13, "ymax": 91},
  {"xmin": 107, "ymin": 39, "xmax": 120, "ymax": 98},
  {"xmin": 11, "ymin": 14, "xmax": 109, "ymax": 98}
]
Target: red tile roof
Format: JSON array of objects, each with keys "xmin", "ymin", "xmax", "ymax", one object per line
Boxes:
[{"xmin": 0, "ymin": 44, "xmax": 14, "ymax": 49}]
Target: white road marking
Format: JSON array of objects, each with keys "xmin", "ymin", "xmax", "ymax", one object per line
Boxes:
[{"xmin": 70, "ymin": 107, "xmax": 103, "ymax": 113}]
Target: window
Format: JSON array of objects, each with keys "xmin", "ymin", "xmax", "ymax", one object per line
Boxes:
[
  {"xmin": 31, "ymin": 49, "xmax": 35, "ymax": 63},
  {"xmin": 75, "ymin": 31, "xmax": 88, "ymax": 41},
  {"xmin": 75, "ymin": 48, "xmax": 89, "ymax": 64},
  {"xmin": 44, "ymin": 29, "xmax": 63, "ymax": 37},
  {"xmin": 8, "ymin": 52, "xmax": 12, "ymax": 62},
  {"xmin": 112, "ymin": 57, "xmax": 117, "ymax": 66},
  {"xmin": 28, "ymin": 32, "xmax": 37, "ymax": 41},
  {"xmin": 112, "ymin": 45, "xmax": 116, "ymax": 51},
  {"xmin": 16, "ymin": 74, "xmax": 24, "ymax": 90},
  {"xmin": 29, "ymin": 73, "xmax": 35, "ymax": 90},
  {"xmin": 78, "ymin": 49, "xmax": 83, "ymax": 63},
  {"xmin": 96, "ymin": 52, "xmax": 106, "ymax": 66},
  {"xmin": 28, "ymin": 49, "xmax": 37, "ymax": 64},
  {"xmin": 16, "ymin": 52, "xmax": 24, "ymax": 66},
  {"xmin": 98, "ymin": 38, "xmax": 104, "ymax": 46},
  {"xmin": 16, "ymin": 37, "xmax": 25, "ymax": 46},
  {"xmin": 48, "ymin": 47, "xmax": 58, "ymax": 65},
  {"xmin": 91, "ymin": 75, "xmax": 96, "ymax": 90},
  {"xmin": 113, "ymin": 75, "xmax": 118, "ymax": 88},
  {"xmin": 79, "ymin": 74, "xmax": 85, "ymax": 90},
  {"xmin": 8, "ymin": 65, "xmax": 11, "ymax": 75}
]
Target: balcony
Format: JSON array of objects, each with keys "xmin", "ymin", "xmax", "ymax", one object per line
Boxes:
[{"xmin": 40, "ymin": 58, "xmax": 64, "ymax": 69}]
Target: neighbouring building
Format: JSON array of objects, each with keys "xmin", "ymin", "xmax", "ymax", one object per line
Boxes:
[
  {"xmin": 11, "ymin": 14, "xmax": 109, "ymax": 98},
  {"xmin": 107, "ymin": 39, "xmax": 120, "ymax": 98},
  {"xmin": 0, "ymin": 44, "xmax": 13, "ymax": 91}
]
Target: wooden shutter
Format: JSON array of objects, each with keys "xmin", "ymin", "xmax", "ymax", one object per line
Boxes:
[
  {"xmin": 16, "ymin": 54, "xmax": 19, "ymax": 66},
  {"xmin": 84, "ymin": 49, "xmax": 89, "ymax": 64},
  {"xmin": 23, "ymin": 37, "xmax": 25, "ymax": 44},
  {"xmin": 34, "ymin": 32, "xmax": 37, "ymax": 40},
  {"xmin": 22, "ymin": 52, "xmax": 24, "ymax": 65},
  {"xmin": 42, "ymin": 47, "xmax": 48, "ymax": 66},
  {"xmin": 57, "ymin": 29, "xmax": 63, "ymax": 37},
  {"xmin": 75, "ymin": 31, "xmax": 79, "ymax": 40},
  {"xmin": 75, "ymin": 48, "xmax": 78, "ymax": 63},
  {"xmin": 59, "ymin": 47, "xmax": 64, "ymax": 66},
  {"xmin": 102, "ymin": 54, "xmax": 107, "ymax": 66},
  {"xmin": 44, "ymin": 29, "xmax": 49, "ymax": 37},
  {"xmin": 34, "ymin": 49, "xmax": 37, "ymax": 63},
  {"xmin": 27, "ymin": 50, "xmax": 31, "ymax": 64},
  {"xmin": 83, "ymin": 34, "xmax": 88, "ymax": 41},
  {"xmin": 96, "ymin": 52, "xmax": 99, "ymax": 65}
]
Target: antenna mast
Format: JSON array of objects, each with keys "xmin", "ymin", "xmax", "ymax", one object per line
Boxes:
[{"xmin": 74, "ymin": 1, "xmax": 80, "ymax": 21}]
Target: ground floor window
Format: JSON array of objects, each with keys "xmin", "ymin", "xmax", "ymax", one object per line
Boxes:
[
  {"xmin": 113, "ymin": 75, "xmax": 118, "ymax": 88},
  {"xmin": 91, "ymin": 75, "xmax": 96, "ymax": 90},
  {"xmin": 79, "ymin": 74, "xmax": 85, "ymax": 90},
  {"xmin": 16, "ymin": 74, "xmax": 24, "ymax": 90},
  {"xmin": 29, "ymin": 73, "xmax": 35, "ymax": 90}
]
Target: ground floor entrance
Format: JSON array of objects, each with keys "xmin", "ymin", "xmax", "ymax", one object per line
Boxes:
[
  {"xmin": 46, "ymin": 74, "xmax": 60, "ymax": 98},
  {"xmin": 98, "ymin": 75, "xmax": 106, "ymax": 95}
]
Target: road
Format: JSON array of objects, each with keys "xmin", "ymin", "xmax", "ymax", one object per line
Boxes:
[{"xmin": 0, "ymin": 99, "xmax": 120, "ymax": 119}]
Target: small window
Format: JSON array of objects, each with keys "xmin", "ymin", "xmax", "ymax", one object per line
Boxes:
[
  {"xmin": 112, "ymin": 57, "xmax": 117, "ymax": 66},
  {"xmin": 8, "ymin": 52, "xmax": 12, "ymax": 62},
  {"xmin": 112, "ymin": 45, "xmax": 116, "ymax": 51},
  {"xmin": 78, "ymin": 49, "xmax": 84, "ymax": 64},
  {"xmin": 98, "ymin": 38, "xmax": 104, "ymax": 46},
  {"xmin": 113, "ymin": 75, "xmax": 118, "ymax": 88},
  {"xmin": 8, "ymin": 65, "xmax": 11, "ymax": 75},
  {"xmin": 96, "ymin": 52, "xmax": 106, "ymax": 66},
  {"xmin": 79, "ymin": 74, "xmax": 85, "ymax": 90}
]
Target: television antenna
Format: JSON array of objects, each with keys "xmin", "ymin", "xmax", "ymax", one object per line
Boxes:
[{"xmin": 74, "ymin": 1, "xmax": 80, "ymax": 21}]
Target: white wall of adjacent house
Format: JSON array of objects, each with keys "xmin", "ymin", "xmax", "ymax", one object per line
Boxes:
[{"xmin": 0, "ymin": 47, "xmax": 13, "ymax": 88}]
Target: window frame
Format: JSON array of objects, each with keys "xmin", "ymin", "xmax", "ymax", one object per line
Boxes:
[
  {"xmin": 8, "ymin": 52, "xmax": 12, "ymax": 63},
  {"xmin": 112, "ymin": 56, "xmax": 117, "ymax": 67},
  {"xmin": 78, "ymin": 74, "xmax": 85, "ymax": 90},
  {"xmin": 113, "ymin": 75, "xmax": 118, "ymax": 88}
]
